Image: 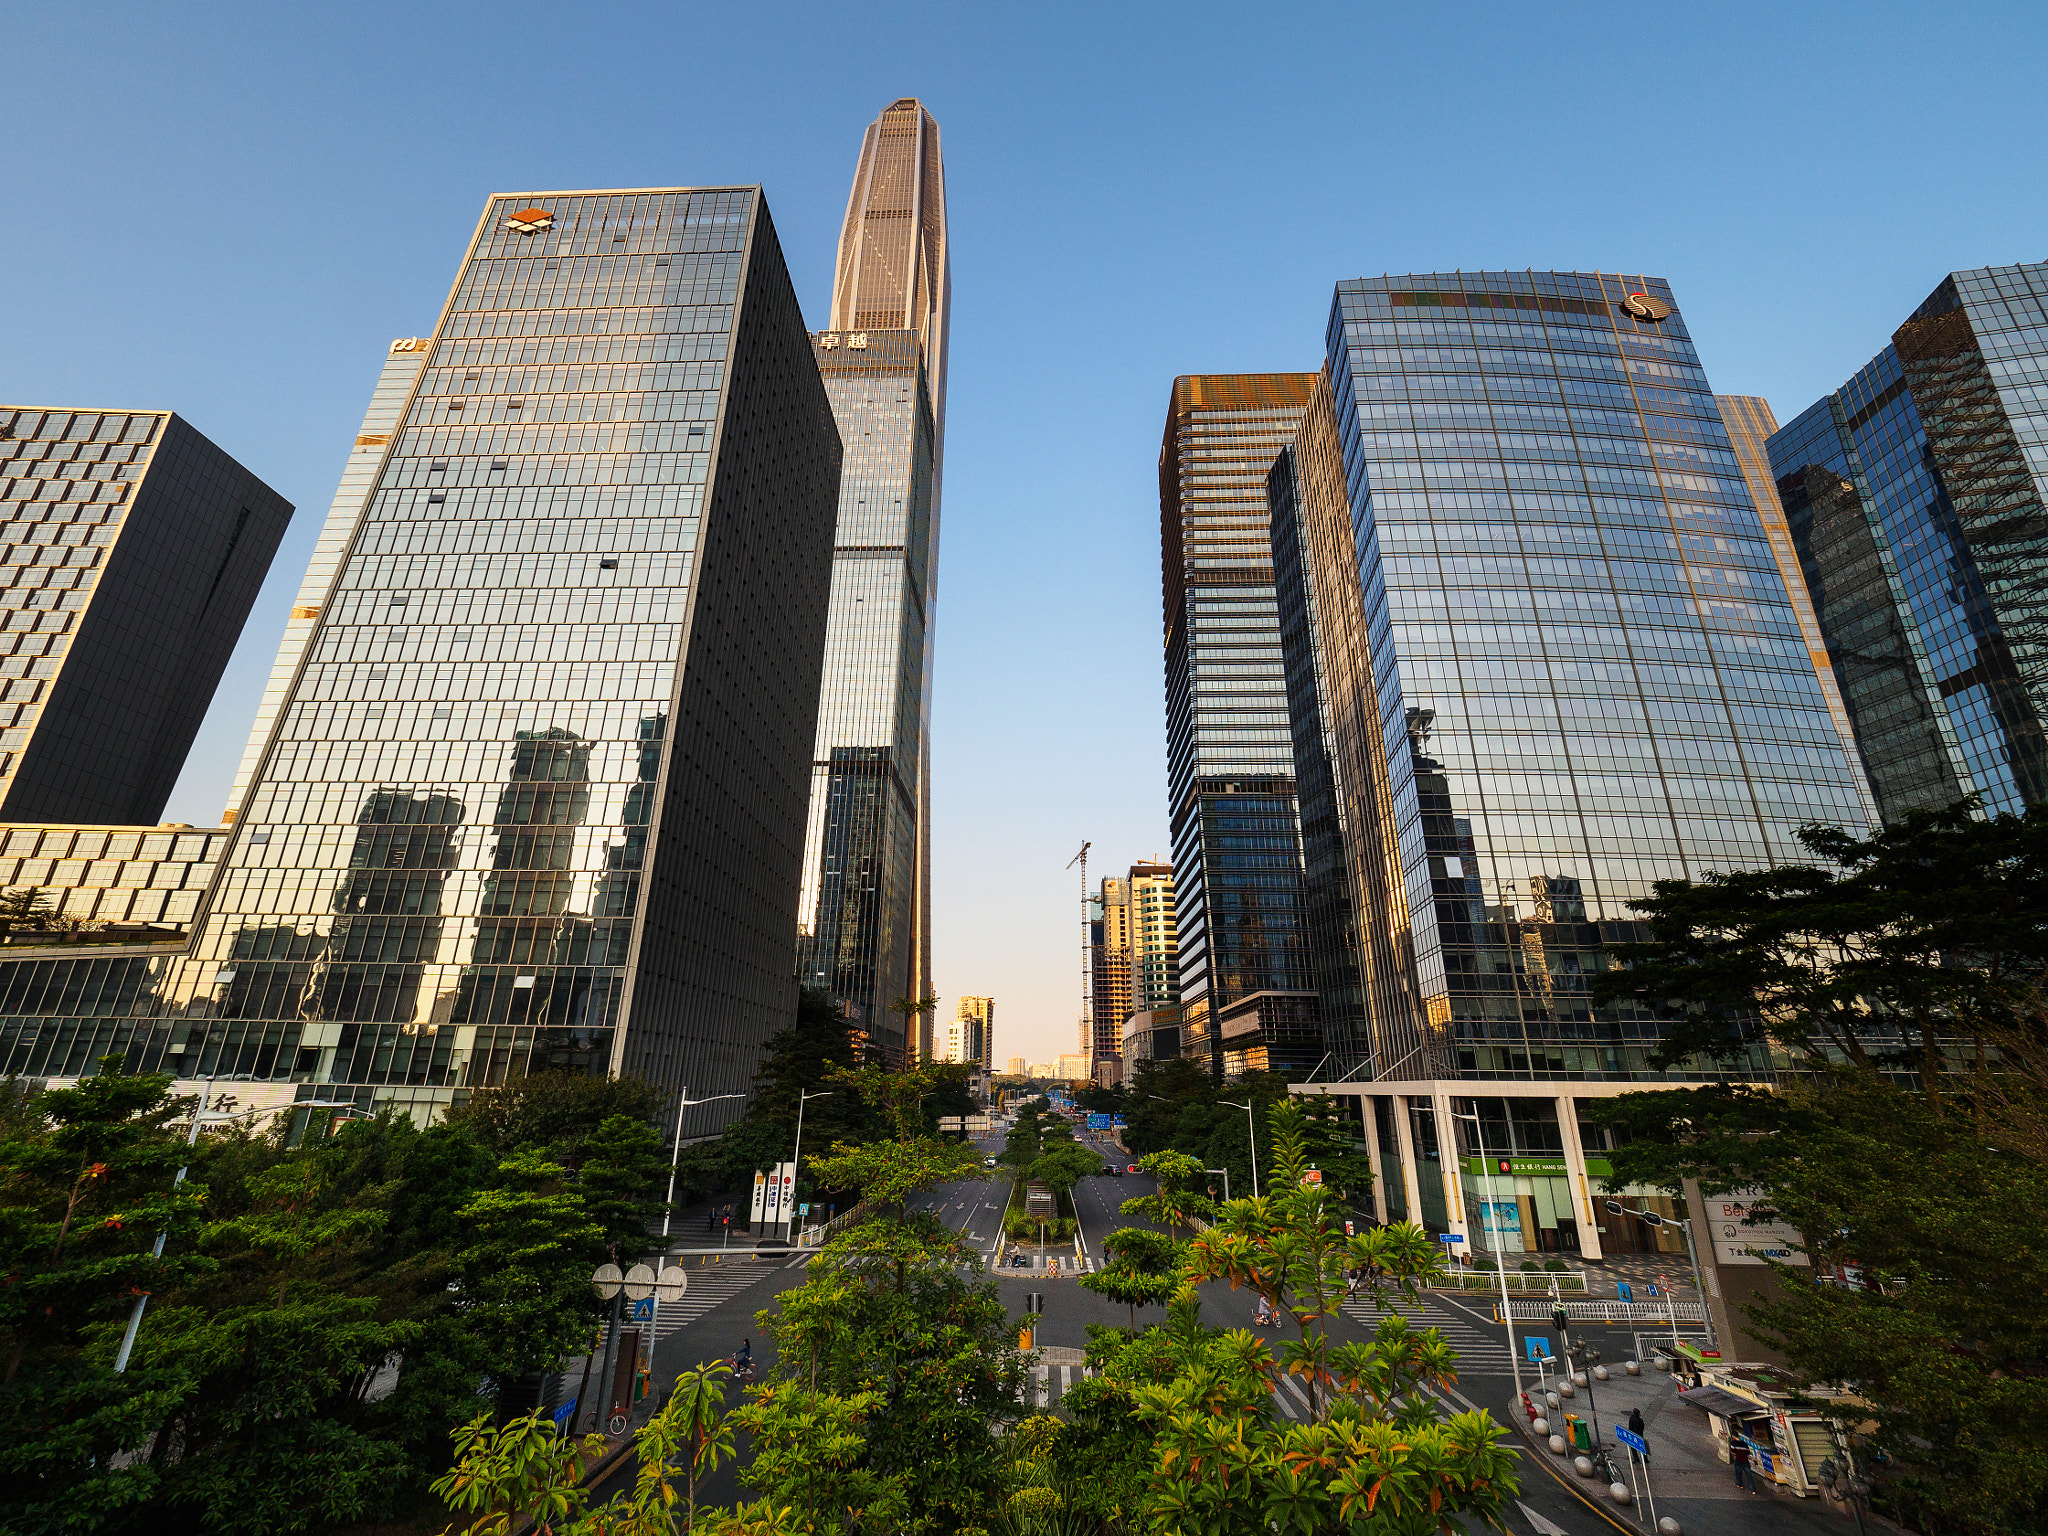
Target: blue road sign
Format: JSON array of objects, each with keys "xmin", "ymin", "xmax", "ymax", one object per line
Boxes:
[
  {"xmin": 1437, "ymin": 1233, "xmax": 1465, "ymax": 1243},
  {"xmin": 553, "ymin": 1398, "xmax": 579, "ymax": 1430},
  {"xmin": 1087, "ymin": 1113, "xmax": 1111, "ymax": 1130},
  {"xmin": 1111, "ymin": 1116, "xmax": 1126, "ymax": 1127},
  {"xmin": 1617, "ymin": 1281, "xmax": 1634, "ymax": 1302},
  {"xmin": 1616, "ymin": 1427, "xmax": 1648, "ymax": 1456},
  {"xmin": 632, "ymin": 1297, "xmax": 655, "ymax": 1322},
  {"xmin": 1525, "ymin": 1336, "xmax": 1552, "ymax": 1363}
]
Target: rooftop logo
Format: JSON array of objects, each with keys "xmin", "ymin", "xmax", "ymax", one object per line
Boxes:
[
  {"xmin": 504, "ymin": 207, "xmax": 555, "ymax": 235},
  {"xmin": 1620, "ymin": 291, "xmax": 1673, "ymax": 322}
]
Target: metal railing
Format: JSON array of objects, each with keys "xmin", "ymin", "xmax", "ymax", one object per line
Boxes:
[
  {"xmin": 1499, "ymin": 1297, "xmax": 1707, "ymax": 1322},
  {"xmin": 1431, "ymin": 1269, "xmax": 1588, "ymax": 1293}
]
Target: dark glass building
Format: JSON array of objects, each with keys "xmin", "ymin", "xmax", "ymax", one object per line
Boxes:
[
  {"xmin": 1159, "ymin": 374, "xmax": 1321, "ymax": 1077},
  {"xmin": 796, "ymin": 99, "xmax": 948, "ymax": 1064},
  {"xmin": 1768, "ymin": 260, "xmax": 2048, "ymax": 821},
  {"xmin": 0, "ymin": 188, "xmax": 842, "ymax": 1127},
  {"xmin": 1270, "ymin": 271, "xmax": 1873, "ymax": 1085},
  {"xmin": 0, "ymin": 407, "xmax": 290, "ymax": 825}
]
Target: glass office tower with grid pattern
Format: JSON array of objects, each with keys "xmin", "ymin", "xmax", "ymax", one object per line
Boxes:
[
  {"xmin": 1767, "ymin": 260, "xmax": 2048, "ymax": 822},
  {"xmin": 0, "ymin": 407, "xmax": 290, "ymax": 826},
  {"xmin": 1270, "ymin": 271, "xmax": 1874, "ymax": 1084},
  {"xmin": 1160, "ymin": 375, "xmax": 1322, "ymax": 1077},
  {"xmin": 796, "ymin": 99, "xmax": 948, "ymax": 1065},
  {"xmin": 0, "ymin": 189, "xmax": 842, "ymax": 1119}
]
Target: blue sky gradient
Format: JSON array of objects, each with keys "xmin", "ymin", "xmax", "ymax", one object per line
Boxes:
[{"xmin": 5, "ymin": 1, "xmax": 2044, "ymax": 1063}]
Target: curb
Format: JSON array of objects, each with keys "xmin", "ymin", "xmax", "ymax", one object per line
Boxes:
[{"xmin": 1503, "ymin": 1393, "xmax": 1638, "ymax": 1534}]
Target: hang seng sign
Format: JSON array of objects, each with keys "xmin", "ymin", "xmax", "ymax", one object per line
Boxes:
[
  {"xmin": 1299, "ymin": 1168, "xmax": 1323, "ymax": 1187},
  {"xmin": 1711, "ymin": 1189, "xmax": 1808, "ymax": 1266}
]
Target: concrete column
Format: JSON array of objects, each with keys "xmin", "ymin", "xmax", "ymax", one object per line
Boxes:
[
  {"xmin": 1360, "ymin": 1091, "xmax": 1391, "ymax": 1225},
  {"xmin": 1555, "ymin": 1093, "xmax": 1604, "ymax": 1261},
  {"xmin": 1431, "ymin": 1085, "xmax": 1470, "ymax": 1253},
  {"xmin": 1389, "ymin": 1091, "xmax": 1426, "ymax": 1229}
]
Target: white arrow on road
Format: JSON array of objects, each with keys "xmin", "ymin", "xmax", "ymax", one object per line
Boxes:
[{"xmin": 1517, "ymin": 1500, "xmax": 1571, "ymax": 1536}]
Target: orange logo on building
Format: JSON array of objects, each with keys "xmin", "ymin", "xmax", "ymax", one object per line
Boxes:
[{"xmin": 505, "ymin": 207, "xmax": 554, "ymax": 234}]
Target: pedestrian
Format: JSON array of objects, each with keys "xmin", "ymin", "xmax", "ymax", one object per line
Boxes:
[
  {"xmin": 1628, "ymin": 1407, "xmax": 1649, "ymax": 1461},
  {"xmin": 1729, "ymin": 1437, "xmax": 1757, "ymax": 1493}
]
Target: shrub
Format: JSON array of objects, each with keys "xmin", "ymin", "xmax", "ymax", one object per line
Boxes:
[{"xmin": 1544, "ymin": 1257, "xmax": 1568, "ymax": 1272}]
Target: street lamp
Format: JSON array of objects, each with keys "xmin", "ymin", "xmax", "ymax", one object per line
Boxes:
[
  {"xmin": 1603, "ymin": 1197, "xmax": 1716, "ymax": 1351},
  {"xmin": 1452, "ymin": 1108, "xmax": 1523, "ymax": 1402},
  {"xmin": 660, "ymin": 1089, "xmax": 746, "ymax": 1239},
  {"xmin": 1219, "ymin": 1099, "xmax": 1260, "ymax": 1198},
  {"xmin": 786, "ymin": 1088, "xmax": 832, "ymax": 1241}
]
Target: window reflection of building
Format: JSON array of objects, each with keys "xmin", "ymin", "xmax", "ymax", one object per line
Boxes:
[{"xmin": 456, "ymin": 725, "xmax": 635, "ymax": 1088}]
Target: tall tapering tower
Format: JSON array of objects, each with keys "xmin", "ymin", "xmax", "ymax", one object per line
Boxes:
[{"xmin": 797, "ymin": 99, "xmax": 951, "ymax": 1064}]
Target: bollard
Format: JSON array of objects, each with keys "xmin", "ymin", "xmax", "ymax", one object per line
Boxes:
[
  {"xmin": 1625, "ymin": 1359, "xmax": 1641, "ymax": 1376},
  {"xmin": 1531, "ymin": 1417, "xmax": 1548, "ymax": 1435},
  {"xmin": 1610, "ymin": 1482, "xmax": 1633, "ymax": 1504},
  {"xmin": 1549, "ymin": 1435, "xmax": 1568, "ymax": 1455},
  {"xmin": 1594, "ymin": 1365, "xmax": 1610, "ymax": 1381},
  {"xmin": 1572, "ymin": 1370, "xmax": 1589, "ymax": 1387},
  {"xmin": 1657, "ymin": 1519, "xmax": 1684, "ymax": 1536},
  {"xmin": 1557, "ymin": 1380, "xmax": 1575, "ymax": 1398},
  {"xmin": 1573, "ymin": 1455, "xmax": 1595, "ymax": 1478}
]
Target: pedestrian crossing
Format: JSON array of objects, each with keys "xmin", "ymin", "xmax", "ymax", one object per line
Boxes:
[
  {"xmin": 650, "ymin": 1257, "xmax": 788, "ymax": 1341},
  {"xmin": 1339, "ymin": 1296, "xmax": 1500, "ymax": 1361},
  {"xmin": 1017, "ymin": 1361, "xmax": 1370, "ymax": 1423}
]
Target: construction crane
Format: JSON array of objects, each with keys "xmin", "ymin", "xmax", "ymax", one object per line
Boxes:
[{"xmin": 1067, "ymin": 842, "xmax": 1091, "ymax": 1069}]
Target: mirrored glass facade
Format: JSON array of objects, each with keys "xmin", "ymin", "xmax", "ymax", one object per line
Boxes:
[
  {"xmin": 0, "ymin": 407, "xmax": 290, "ymax": 825},
  {"xmin": 1768, "ymin": 261, "xmax": 2048, "ymax": 821},
  {"xmin": 0, "ymin": 189, "xmax": 842, "ymax": 1118},
  {"xmin": 1159, "ymin": 375, "xmax": 1321, "ymax": 1077},
  {"xmin": 798, "ymin": 99, "xmax": 948, "ymax": 1063},
  {"xmin": 1273, "ymin": 272, "xmax": 1873, "ymax": 1083}
]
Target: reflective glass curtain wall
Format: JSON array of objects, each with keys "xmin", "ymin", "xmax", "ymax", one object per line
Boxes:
[
  {"xmin": 1159, "ymin": 375, "xmax": 1321, "ymax": 1076},
  {"xmin": 38, "ymin": 188, "xmax": 844, "ymax": 1121},
  {"xmin": 1285, "ymin": 272, "xmax": 1872, "ymax": 1083},
  {"xmin": 803, "ymin": 99, "xmax": 949, "ymax": 1063},
  {"xmin": 1767, "ymin": 261, "xmax": 2048, "ymax": 821}
]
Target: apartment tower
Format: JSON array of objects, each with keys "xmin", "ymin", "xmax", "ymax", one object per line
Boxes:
[{"xmin": 796, "ymin": 98, "xmax": 950, "ymax": 1065}]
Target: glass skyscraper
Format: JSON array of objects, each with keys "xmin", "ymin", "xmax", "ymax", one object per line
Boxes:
[
  {"xmin": 1159, "ymin": 375, "xmax": 1321, "ymax": 1077},
  {"xmin": 0, "ymin": 407, "xmax": 290, "ymax": 825},
  {"xmin": 1768, "ymin": 260, "xmax": 2048, "ymax": 821},
  {"xmin": 0, "ymin": 188, "xmax": 842, "ymax": 1120},
  {"xmin": 1270, "ymin": 271, "xmax": 1873, "ymax": 1084},
  {"xmin": 796, "ymin": 99, "xmax": 948, "ymax": 1065}
]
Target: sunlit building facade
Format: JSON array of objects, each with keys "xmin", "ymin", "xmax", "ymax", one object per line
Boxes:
[
  {"xmin": 1271, "ymin": 271, "xmax": 1873, "ymax": 1086},
  {"xmin": 1159, "ymin": 375, "xmax": 1321, "ymax": 1077},
  {"xmin": 0, "ymin": 406, "xmax": 290, "ymax": 826},
  {"xmin": 946, "ymin": 993, "xmax": 993, "ymax": 1067},
  {"xmin": 0, "ymin": 188, "xmax": 841, "ymax": 1123},
  {"xmin": 1768, "ymin": 261, "xmax": 2048, "ymax": 821},
  {"xmin": 796, "ymin": 98, "xmax": 950, "ymax": 1065}
]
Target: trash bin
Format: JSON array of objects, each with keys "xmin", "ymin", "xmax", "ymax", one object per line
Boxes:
[{"xmin": 1573, "ymin": 1420, "xmax": 1593, "ymax": 1451}]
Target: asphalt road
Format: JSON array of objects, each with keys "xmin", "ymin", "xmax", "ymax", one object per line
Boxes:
[{"xmin": 587, "ymin": 1121, "xmax": 1638, "ymax": 1533}]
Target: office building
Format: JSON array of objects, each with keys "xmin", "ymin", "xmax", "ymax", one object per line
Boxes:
[
  {"xmin": 795, "ymin": 99, "xmax": 949, "ymax": 1066},
  {"xmin": 1, "ymin": 189, "xmax": 841, "ymax": 1121},
  {"xmin": 1159, "ymin": 375, "xmax": 1320, "ymax": 1077},
  {"xmin": 1768, "ymin": 261, "xmax": 2048, "ymax": 821},
  {"xmin": 1005, "ymin": 1054, "xmax": 1028, "ymax": 1077},
  {"xmin": 0, "ymin": 407, "xmax": 291, "ymax": 826},
  {"xmin": 946, "ymin": 993, "xmax": 993, "ymax": 1067},
  {"xmin": 1089, "ymin": 874, "xmax": 1132, "ymax": 1064},
  {"xmin": 1054, "ymin": 1052, "xmax": 1091, "ymax": 1081},
  {"xmin": 1273, "ymin": 271, "xmax": 1874, "ymax": 1256}
]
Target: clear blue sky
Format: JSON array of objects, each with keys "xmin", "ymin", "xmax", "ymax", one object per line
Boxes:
[{"xmin": 5, "ymin": 1, "xmax": 2044, "ymax": 1066}]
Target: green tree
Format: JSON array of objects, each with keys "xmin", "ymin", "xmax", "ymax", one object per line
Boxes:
[
  {"xmin": 454, "ymin": 1148, "xmax": 607, "ymax": 1388},
  {"xmin": 433, "ymin": 1406, "xmax": 600, "ymax": 1536},
  {"xmin": 580, "ymin": 1362, "xmax": 738, "ymax": 1535},
  {"xmin": 452, "ymin": 1072, "xmax": 663, "ymax": 1164},
  {"xmin": 1079, "ymin": 1226, "xmax": 1182, "ymax": 1332},
  {"xmin": 0, "ymin": 1057, "xmax": 210, "ymax": 1535},
  {"xmin": 574, "ymin": 1113, "xmax": 669, "ymax": 1262},
  {"xmin": 1592, "ymin": 1074, "xmax": 2048, "ymax": 1533},
  {"xmin": 1025, "ymin": 1140, "xmax": 1100, "ymax": 1202},
  {"xmin": 1119, "ymin": 1149, "xmax": 1215, "ymax": 1239}
]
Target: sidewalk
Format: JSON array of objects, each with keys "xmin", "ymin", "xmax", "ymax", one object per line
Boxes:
[{"xmin": 1500, "ymin": 1355, "xmax": 1870, "ymax": 1535}]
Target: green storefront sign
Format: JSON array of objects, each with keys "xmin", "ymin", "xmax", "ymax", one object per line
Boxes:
[{"xmin": 1462, "ymin": 1155, "xmax": 1612, "ymax": 1179}]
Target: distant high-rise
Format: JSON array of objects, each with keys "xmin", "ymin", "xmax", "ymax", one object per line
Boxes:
[
  {"xmin": 0, "ymin": 189, "xmax": 844, "ymax": 1117},
  {"xmin": 1005, "ymin": 1054, "xmax": 1028, "ymax": 1077},
  {"xmin": 0, "ymin": 407, "xmax": 290, "ymax": 825},
  {"xmin": 1159, "ymin": 375, "xmax": 1320, "ymax": 1077},
  {"xmin": 1270, "ymin": 271, "xmax": 1874, "ymax": 1084},
  {"xmin": 948, "ymin": 993, "xmax": 993, "ymax": 1067},
  {"xmin": 798, "ymin": 99, "xmax": 950, "ymax": 1065},
  {"xmin": 1127, "ymin": 861, "xmax": 1178, "ymax": 1013},
  {"xmin": 1768, "ymin": 261, "xmax": 2048, "ymax": 821},
  {"xmin": 1090, "ymin": 874, "xmax": 1132, "ymax": 1063}
]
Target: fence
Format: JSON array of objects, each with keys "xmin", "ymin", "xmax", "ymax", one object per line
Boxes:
[
  {"xmin": 1431, "ymin": 1270, "xmax": 1587, "ymax": 1294},
  {"xmin": 1500, "ymin": 1297, "xmax": 1707, "ymax": 1323}
]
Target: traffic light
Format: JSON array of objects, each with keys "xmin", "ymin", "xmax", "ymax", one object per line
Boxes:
[{"xmin": 1551, "ymin": 1304, "xmax": 1569, "ymax": 1337}]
